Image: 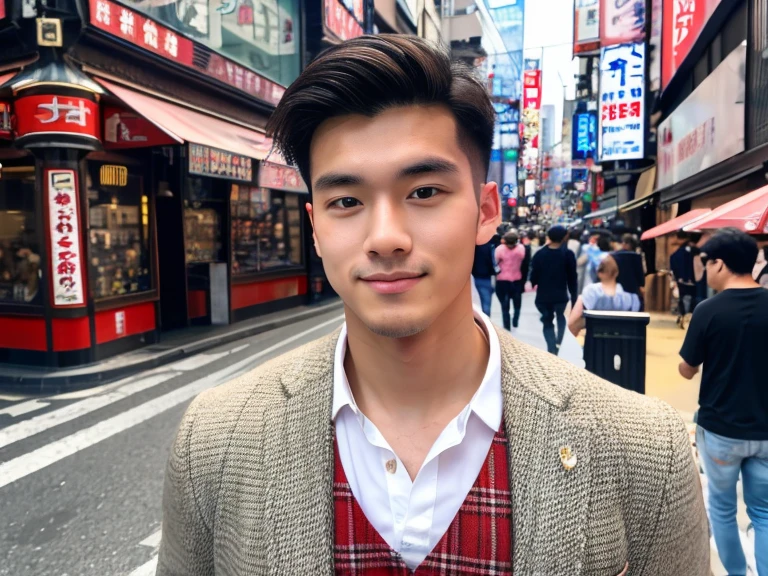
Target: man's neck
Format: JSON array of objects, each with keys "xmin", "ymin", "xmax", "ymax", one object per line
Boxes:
[
  {"xmin": 721, "ymin": 275, "xmax": 759, "ymax": 290},
  {"xmin": 343, "ymin": 284, "xmax": 489, "ymax": 425}
]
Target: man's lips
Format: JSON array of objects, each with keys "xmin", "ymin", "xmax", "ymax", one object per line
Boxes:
[{"xmin": 359, "ymin": 272, "xmax": 427, "ymax": 295}]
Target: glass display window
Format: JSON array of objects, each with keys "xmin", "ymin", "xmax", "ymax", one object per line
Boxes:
[
  {"xmin": 0, "ymin": 163, "xmax": 41, "ymax": 305},
  {"xmin": 230, "ymin": 184, "xmax": 302, "ymax": 275},
  {"xmin": 185, "ymin": 177, "xmax": 225, "ymax": 263},
  {"xmin": 86, "ymin": 162, "xmax": 152, "ymax": 299}
]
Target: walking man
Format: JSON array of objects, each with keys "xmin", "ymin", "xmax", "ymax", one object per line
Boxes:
[
  {"xmin": 530, "ymin": 225, "xmax": 578, "ymax": 354},
  {"xmin": 494, "ymin": 230, "xmax": 525, "ymax": 329},
  {"xmin": 670, "ymin": 232, "xmax": 698, "ymax": 325},
  {"xmin": 679, "ymin": 228, "xmax": 768, "ymax": 576},
  {"xmin": 472, "ymin": 238, "xmax": 497, "ymax": 316},
  {"xmin": 612, "ymin": 233, "xmax": 646, "ymax": 307},
  {"xmin": 158, "ymin": 35, "xmax": 708, "ymax": 575}
]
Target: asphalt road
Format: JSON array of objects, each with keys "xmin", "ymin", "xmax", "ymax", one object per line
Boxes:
[{"xmin": 0, "ymin": 308, "xmax": 345, "ymax": 576}]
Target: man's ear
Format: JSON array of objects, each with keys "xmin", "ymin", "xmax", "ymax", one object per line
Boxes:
[
  {"xmin": 476, "ymin": 182, "xmax": 501, "ymax": 245},
  {"xmin": 306, "ymin": 203, "xmax": 322, "ymax": 257}
]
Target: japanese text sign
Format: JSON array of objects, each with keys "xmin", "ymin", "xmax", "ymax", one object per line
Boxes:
[
  {"xmin": 522, "ymin": 70, "xmax": 542, "ymax": 110},
  {"xmin": 47, "ymin": 170, "xmax": 85, "ymax": 306},
  {"xmin": 572, "ymin": 111, "xmax": 597, "ymax": 160},
  {"xmin": 89, "ymin": 0, "xmax": 194, "ymax": 65},
  {"xmin": 662, "ymin": 0, "xmax": 722, "ymax": 89},
  {"xmin": 600, "ymin": 0, "xmax": 645, "ymax": 47},
  {"xmin": 189, "ymin": 144, "xmax": 253, "ymax": 182},
  {"xmin": 599, "ymin": 43, "xmax": 645, "ymax": 161},
  {"xmin": 15, "ymin": 95, "xmax": 100, "ymax": 141},
  {"xmin": 325, "ymin": 0, "xmax": 364, "ymax": 41},
  {"xmin": 574, "ymin": 0, "xmax": 600, "ymax": 53},
  {"xmin": 258, "ymin": 161, "xmax": 308, "ymax": 193}
]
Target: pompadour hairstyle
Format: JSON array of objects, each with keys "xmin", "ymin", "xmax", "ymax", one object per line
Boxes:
[{"xmin": 266, "ymin": 34, "xmax": 496, "ymax": 192}]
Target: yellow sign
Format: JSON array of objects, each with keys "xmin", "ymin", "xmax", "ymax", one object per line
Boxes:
[{"xmin": 100, "ymin": 165, "xmax": 128, "ymax": 187}]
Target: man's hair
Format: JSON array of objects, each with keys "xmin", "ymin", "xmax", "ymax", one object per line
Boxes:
[
  {"xmin": 547, "ymin": 225, "xmax": 568, "ymax": 243},
  {"xmin": 621, "ymin": 233, "xmax": 638, "ymax": 251},
  {"xmin": 597, "ymin": 236, "xmax": 613, "ymax": 252},
  {"xmin": 266, "ymin": 35, "xmax": 495, "ymax": 191},
  {"xmin": 503, "ymin": 231, "xmax": 519, "ymax": 246},
  {"xmin": 700, "ymin": 227, "xmax": 758, "ymax": 275},
  {"xmin": 597, "ymin": 255, "xmax": 619, "ymax": 279}
]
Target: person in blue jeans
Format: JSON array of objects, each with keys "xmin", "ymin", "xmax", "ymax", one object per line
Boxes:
[
  {"xmin": 471, "ymin": 238, "xmax": 497, "ymax": 316},
  {"xmin": 679, "ymin": 228, "xmax": 768, "ymax": 576},
  {"xmin": 529, "ymin": 226, "xmax": 578, "ymax": 354}
]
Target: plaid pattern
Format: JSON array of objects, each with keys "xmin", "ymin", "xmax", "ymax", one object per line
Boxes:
[{"xmin": 334, "ymin": 424, "xmax": 513, "ymax": 575}]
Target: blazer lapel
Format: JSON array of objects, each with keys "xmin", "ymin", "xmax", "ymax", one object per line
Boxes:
[
  {"xmin": 262, "ymin": 332, "xmax": 338, "ymax": 576},
  {"xmin": 498, "ymin": 329, "xmax": 591, "ymax": 575}
]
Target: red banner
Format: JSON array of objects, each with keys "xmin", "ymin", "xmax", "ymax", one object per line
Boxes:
[
  {"xmin": 662, "ymin": 0, "xmax": 722, "ymax": 89},
  {"xmin": 103, "ymin": 106, "xmax": 176, "ymax": 149},
  {"xmin": 522, "ymin": 70, "xmax": 542, "ymax": 110},
  {"xmin": 325, "ymin": 0, "xmax": 364, "ymax": 41},
  {"xmin": 15, "ymin": 95, "xmax": 100, "ymax": 141},
  {"xmin": 89, "ymin": 0, "xmax": 286, "ymax": 106}
]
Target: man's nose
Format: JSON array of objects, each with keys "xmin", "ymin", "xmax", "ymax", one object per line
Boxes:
[{"xmin": 362, "ymin": 199, "xmax": 413, "ymax": 257}]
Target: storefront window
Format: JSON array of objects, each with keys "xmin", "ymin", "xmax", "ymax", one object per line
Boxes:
[
  {"xmin": 0, "ymin": 165, "xmax": 41, "ymax": 305},
  {"xmin": 185, "ymin": 177, "xmax": 225, "ymax": 263},
  {"xmin": 230, "ymin": 184, "xmax": 302, "ymax": 275},
  {"xmin": 87, "ymin": 163, "xmax": 152, "ymax": 299},
  {"xmin": 124, "ymin": 0, "xmax": 301, "ymax": 86}
]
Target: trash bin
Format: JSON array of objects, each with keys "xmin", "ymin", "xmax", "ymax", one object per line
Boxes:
[{"xmin": 583, "ymin": 311, "xmax": 651, "ymax": 394}]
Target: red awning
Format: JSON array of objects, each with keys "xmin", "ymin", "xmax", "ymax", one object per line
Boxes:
[
  {"xmin": 95, "ymin": 78, "xmax": 274, "ymax": 160},
  {"xmin": 684, "ymin": 185, "xmax": 768, "ymax": 234},
  {"xmin": 0, "ymin": 71, "xmax": 17, "ymax": 87},
  {"xmin": 640, "ymin": 209, "xmax": 711, "ymax": 241}
]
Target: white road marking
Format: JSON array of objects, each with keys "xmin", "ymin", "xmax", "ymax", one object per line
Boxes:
[
  {"xmin": 0, "ymin": 315, "xmax": 344, "ymax": 489},
  {"xmin": 0, "ymin": 394, "xmax": 30, "ymax": 402},
  {"xmin": 229, "ymin": 344, "xmax": 249, "ymax": 354},
  {"xmin": 171, "ymin": 352, "xmax": 229, "ymax": 372},
  {"xmin": 127, "ymin": 555, "xmax": 158, "ymax": 576},
  {"xmin": 139, "ymin": 529, "xmax": 162, "ymax": 549},
  {"xmin": 0, "ymin": 399, "xmax": 51, "ymax": 418}
]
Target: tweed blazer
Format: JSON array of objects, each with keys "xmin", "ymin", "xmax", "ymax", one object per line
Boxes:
[{"xmin": 157, "ymin": 327, "xmax": 710, "ymax": 576}]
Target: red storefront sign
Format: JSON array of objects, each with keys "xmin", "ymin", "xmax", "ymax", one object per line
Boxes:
[
  {"xmin": 15, "ymin": 95, "xmax": 100, "ymax": 140},
  {"xmin": 522, "ymin": 70, "xmax": 542, "ymax": 110},
  {"xmin": 45, "ymin": 170, "xmax": 85, "ymax": 307},
  {"xmin": 325, "ymin": 0, "xmax": 364, "ymax": 41},
  {"xmin": 89, "ymin": 0, "xmax": 286, "ymax": 106},
  {"xmin": 662, "ymin": 0, "xmax": 722, "ymax": 90},
  {"xmin": 258, "ymin": 161, "xmax": 308, "ymax": 193},
  {"xmin": 103, "ymin": 105, "xmax": 176, "ymax": 148}
]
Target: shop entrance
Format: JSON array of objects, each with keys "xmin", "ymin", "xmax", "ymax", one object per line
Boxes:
[{"xmin": 155, "ymin": 157, "xmax": 188, "ymax": 332}]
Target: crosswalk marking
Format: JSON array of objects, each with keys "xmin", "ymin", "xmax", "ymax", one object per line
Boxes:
[
  {"xmin": 139, "ymin": 529, "xmax": 162, "ymax": 550},
  {"xmin": 0, "ymin": 399, "xmax": 51, "ymax": 418},
  {"xmin": 127, "ymin": 555, "xmax": 158, "ymax": 576}
]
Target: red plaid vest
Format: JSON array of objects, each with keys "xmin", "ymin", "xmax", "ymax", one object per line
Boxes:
[{"xmin": 333, "ymin": 423, "xmax": 513, "ymax": 575}]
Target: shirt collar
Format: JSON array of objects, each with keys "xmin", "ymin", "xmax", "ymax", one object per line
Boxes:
[{"xmin": 331, "ymin": 307, "xmax": 503, "ymax": 433}]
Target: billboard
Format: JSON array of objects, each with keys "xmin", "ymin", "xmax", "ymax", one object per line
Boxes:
[
  {"xmin": 662, "ymin": 0, "xmax": 723, "ymax": 89},
  {"xmin": 598, "ymin": 43, "xmax": 645, "ymax": 161},
  {"xmin": 600, "ymin": 0, "xmax": 645, "ymax": 46},
  {"xmin": 657, "ymin": 45, "xmax": 745, "ymax": 188},
  {"xmin": 574, "ymin": 0, "xmax": 600, "ymax": 53},
  {"xmin": 522, "ymin": 69, "xmax": 542, "ymax": 175},
  {"xmin": 649, "ymin": 0, "xmax": 662, "ymax": 91},
  {"xmin": 572, "ymin": 111, "xmax": 598, "ymax": 160}
]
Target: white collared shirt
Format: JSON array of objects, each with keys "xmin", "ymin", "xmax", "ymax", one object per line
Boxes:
[{"xmin": 332, "ymin": 308, "xmax": 503, "ymax": 570}]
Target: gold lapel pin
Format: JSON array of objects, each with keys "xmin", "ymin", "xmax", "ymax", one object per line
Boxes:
[{"xmin": 560, "ymin": 446, "xmax": 577, "ymax": 471}]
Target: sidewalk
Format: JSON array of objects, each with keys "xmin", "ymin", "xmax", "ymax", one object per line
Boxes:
[{"xmin": 0, "ymin": 299, "xmax": 343, "ymax": 395}]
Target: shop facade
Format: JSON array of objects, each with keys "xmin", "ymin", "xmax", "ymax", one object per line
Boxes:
[{"xmin": 0, "ymin": 0, "xmax": 316, "ymax": 368}]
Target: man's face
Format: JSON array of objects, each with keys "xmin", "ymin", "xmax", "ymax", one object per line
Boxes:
[{"xmin": 307, "ymin": 105, "xmax": 500, "ymax": 338}]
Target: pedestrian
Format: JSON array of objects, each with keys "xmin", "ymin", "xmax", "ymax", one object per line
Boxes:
[
  {"xmin": 754, "ymin": 245, "xmax": 768, "ymax": 289},
  {"xmin": 678, "ymin": 228, "xmax": 768, "ymax": 576},
  {"xmin": 494, "ymin": 230, "xmax": 525, "ymax": 329},
  {"xmin": 582, "ymin": 233, "xmax": 609, "ymax": 288},
  {"xmin": 471, "ymin": 238, "xmax": 497, "ymax": 317},
  {"xmin": 568, "ymin": 255, "xmax": 641, "ymax": 336},
  {"xmin": 158, "ymin": 35, "xmax": 709, "ymax": 576},
  {"xmin": 612, "ymin": 233, "xmax": 646, "ymax": 307},
  {"xmin": 670, "ymin": 232, "xmax": 698, "ymax": 326},
  {"xmin": 530, "ymin": 225, "xmax": 578, "ymax": 355}
]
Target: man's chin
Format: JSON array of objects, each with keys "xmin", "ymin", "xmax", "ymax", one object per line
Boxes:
[{"xmin": 364, "ymin": 321, "xmax": 427, "ymax": 339}]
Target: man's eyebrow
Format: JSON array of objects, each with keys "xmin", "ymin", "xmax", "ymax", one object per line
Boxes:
[
  {"xmin": 312, "ymin": 172, "xmax": 365, "ymax": 193},
  {"xmin": 397, "ymin": 158, "xmax": 460, "ymax": 179}
]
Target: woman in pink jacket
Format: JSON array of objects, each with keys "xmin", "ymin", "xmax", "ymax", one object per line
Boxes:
[{"xmin": 494, "ymin": 231, "xmax": 527, "ymax": 330}]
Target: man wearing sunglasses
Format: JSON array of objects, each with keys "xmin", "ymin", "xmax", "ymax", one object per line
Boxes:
[{"xmin": 679, "ymin": 227, "xmax": 768, "ymax": 576}]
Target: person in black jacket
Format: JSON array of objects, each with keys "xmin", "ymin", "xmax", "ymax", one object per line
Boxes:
[
  {"xmin": 670, "ymin": 232, "xmax": 698, "ymax": 323},
  {"xmin": 472, "ymin": 239, "xmax": 497, "ymax": 316},
  {"xmin": 612, "ymin": 233, "xmax": 646, "ymax": 308},
  {"xmin": 530, "ymin": 226, "xmax": 578, "ymax": 354}
]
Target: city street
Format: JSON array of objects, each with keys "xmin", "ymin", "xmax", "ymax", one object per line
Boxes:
[{"xmin": 0, "ymin": 291, "xmax": 756, "ymax": 575}]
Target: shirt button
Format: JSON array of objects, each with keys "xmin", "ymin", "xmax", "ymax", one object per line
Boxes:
[{"xmin": 385, "ymin": 459, "xmax": 397, "ymax": 474}]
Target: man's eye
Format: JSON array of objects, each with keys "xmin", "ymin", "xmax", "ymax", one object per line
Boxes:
[
  {"xmin": 409, "ymin": 187, "xmax": 439, "ymax": 200},
  {"xmin": 330, "ymin": 197, "xmax": 361, "ymax": 209}
]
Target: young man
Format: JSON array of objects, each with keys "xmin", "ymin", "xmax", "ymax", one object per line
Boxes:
[
  {"xmin": 472, "ymin": 238, "xmax": 497, "ymax": 316},
  {"xmin": 679, "ymin": 228, "xmax": 768, "ymax": 576},
  {"xmin": 158, "ymin": 35, "xmax": 708, "ymax": 575},
  {"xmin": 670, "ymin": 232, "xmax": 698, "ymax": 324},
  {"xmin": 612, "ymin": 233, "xmax": 646, "ymax": 305},
  {"xmin": 529, "ymin": 225, "xmax": 578, "ymax": 354}
]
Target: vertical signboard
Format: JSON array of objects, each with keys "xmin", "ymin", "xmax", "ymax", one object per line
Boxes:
[
  {"xmin": 649, "ymin": 0, "xmax": 663, "ymax": 91},
  {"xmin": 600, "ymin": 0, "xmax": 645, "ymax": 46},
  {"xmin": 46, "ymin": 170, "xmax": 85, "ymax": 306},
  {"xmin": 662, "ymin": 0, "xmax": 723, "ymax": 89},
  {"xmin": 522, "ymin": 69, "xmax": 542, "ymax": 177},
  {"xmin": 325, "ymin": 0, "xmax": 364, "ymax": 40},
  {"xmin": 572, "ymin": 111, "xmax": 598, "ymax": 160},
  {"xmin": 574, "ymin": 0, "xmax": 600, "ymax": 53},
  {"xmin": 599, "ymin": 43, "xmax": 645, "ymax": 160}
]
